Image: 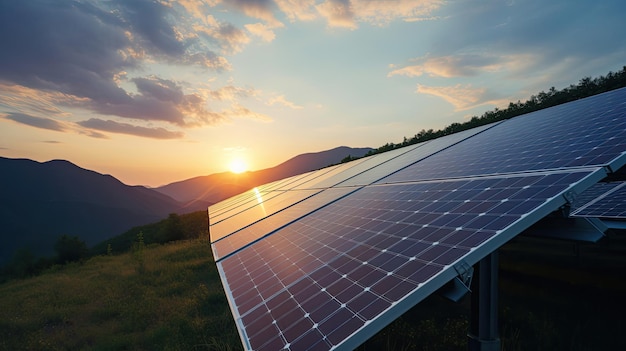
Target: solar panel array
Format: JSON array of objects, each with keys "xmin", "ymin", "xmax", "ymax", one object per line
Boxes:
[
  {"xmin": 210, "ymin": 87, "xmax": 626, "ymax": 351},
  {"xmin": 571, "ymin": 181, "xmax": 626, "ymax": 219}
]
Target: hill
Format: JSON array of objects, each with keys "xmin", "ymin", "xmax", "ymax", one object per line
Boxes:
[
  {"xmin": 0, "ymin": 238, "xmax": 241, "ymax": 350},
  {"xmin": 0, "ymin": 157, "xmax": 185, "ymax": 264},
  {"xmin": 0, "ymin": 146, "xmax": 371, "ymax": 265},
  {"xmin": 154, "ymin": 146, "xmax": 373, "ymax": 204},
  {"xmin": 1, "ymin": 222, "xmax": 624, "ymax": 350}
]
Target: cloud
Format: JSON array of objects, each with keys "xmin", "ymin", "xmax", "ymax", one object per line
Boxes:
[
  {"xmin": 114, "ymin": 0, "xmax": 186, "ymax": 57},
  {"xmin": 3, "ymin": 113, "xmax": 67, "ymax": 132},
  {"xmin": 267, "ymin": 95, "xmax": 304, "ymax": 109},
  {"xmin": 349, "ymin": 0, "xmax": 444, "ymax": 26},
  {"xmin": 275, "ymin": 0, "xmax": 318, "ymax": 21},
  {"xmin": 210, "ymin": 85, "xmax": 258, "ymax": 101},
  {"xmin": 313, "ymin": 0, "xmax": 444, "ymax": 28},
  {"xmin": 389, "ymin": 54, "xmax": 533, "ymax": 78},
  {"xmin": 0, "ymin": 0, "xmax": 235, "ymax": 130},
  {"xmin": 431, "ymin": 1, "xmax": 626, "ymax": 78},
  {"xmin": 226, "ymin": 0, "xmax": 284, "ymax": 27},
  {"xmin": 78, "ymin": 118, "xmax": 185, "ymax": 139},
  {"xmin": 66, "ymin": 76, "xmax": 225, "ymax": 127},
  {"xmin": 193, "ymin": 20, "xmax": 251, "ymax": 54},
  {"xmin": 416, "ymin": 84, "xmax": 504, "ymax": 111},
  {"xmin": 245, "ymin": 23, "xmax": 277, "ymax": 42},
  {"xmin": 0, "ymin": 83, "xmax": 70, "ymax": 117},
  {"xmin": 0, "ymin": 1, "xmax": 136, "ymax": 103},
  {"xmin": 316, "ymin": 0, "xmax": 356, "ymax": 29},
  {"xmin": 224, "ymin": 104, "xmax": 272, "ymax": 122}
]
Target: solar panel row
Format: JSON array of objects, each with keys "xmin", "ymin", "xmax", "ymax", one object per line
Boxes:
[
  {"xmin": 210, "ymin": 87, "xmax": 626, "ymax": 351},
  {"xmin": 219, "ymin": 169, "xmax": 604, "ymax": 351},
  {"xmin": 571, "ymin": 181, "xmax": 626, "ymax": 219}
]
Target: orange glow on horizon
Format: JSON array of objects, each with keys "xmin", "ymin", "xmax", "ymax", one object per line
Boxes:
[{"xmin": 228, "ymin": 158, "xmax": 249, "ymax": 174}]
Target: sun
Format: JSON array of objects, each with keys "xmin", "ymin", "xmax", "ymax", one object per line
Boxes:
[{"xmin": 228, "ymin": 158, "xmax": 248, "ymax": 174}]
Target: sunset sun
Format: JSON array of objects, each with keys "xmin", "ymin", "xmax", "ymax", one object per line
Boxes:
[{"xmin": 228, "ymin": 158, "xmax": 248, "ymax": 174}]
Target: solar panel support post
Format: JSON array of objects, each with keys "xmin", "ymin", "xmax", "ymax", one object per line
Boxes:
[{"xmin": 467, "ymin": 251, "xmax": 500, "ymax": 351}]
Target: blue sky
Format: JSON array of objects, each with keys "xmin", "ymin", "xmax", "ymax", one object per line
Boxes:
[{"xmin": 1, "ymin": 0, "xmax": 625, "ymax": 186}]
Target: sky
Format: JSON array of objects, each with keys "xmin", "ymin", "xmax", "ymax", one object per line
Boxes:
[{"xmin": 1, "ymin": 0, "xmax": 625, "ymax": 187}]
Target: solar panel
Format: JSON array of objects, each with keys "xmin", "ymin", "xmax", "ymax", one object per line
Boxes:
[
  {"xmin": 212, "ymin": 187, "xmax": 357, "ymax": 261},
  {"xmin": 378, "ymin": 88, "xmax": 626, "ymax": 184},
  {"xmin": 210, "ymin": 87, "xmax": 626, "ymax": 351},
  {"xmin": 210, "ymin": 189, "xmax": 322, "ymax": 242},
  {"xmin": 340, "ymin": 123, "xmax": 498, "ymax": 187},
  {"xmin": 571, "ymin": 181, "xmax": 626, "ymax": 219},
  {"xmin": 217, "ymin": 169, "xmax": 605, "ymax": 351},
  {"xmin": 209, "ymin": 170, "xmax": 332, "ymax": 223},
  {"xmin": 298, "ymin": 145, "xmax": 422, "ymax": 189}
]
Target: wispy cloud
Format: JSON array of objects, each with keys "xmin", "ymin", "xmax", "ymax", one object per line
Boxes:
[
  {"xmin": 427, "ymin": 1, "xmax": 626, "ymax": 82},
  {"xmin": 0, "ymin": 84, "xmax": 70, "ymax": 117},
  {"xmin": 224, "ymin": 104, "xmax": 273, "ymax": 122},
  {"xmin": 73, "ymin": 76, "xmax": 227, "ymax": 127},
  {"xmin": 312, "ymin": 0, "xmax": 445, "ymax": 28},
  {"xmin": 225, "ymin": 0, "xmax": 284, "ymax": 27},
  {"xmin": 193, "ymin": 20, "xmax": 251, "ymax": 54},
  {"xmin": 348, "ymin": 0, "xmax": 444, "ymax": 26},
  {"xmin": 3, "ymin": 113, "xmax": 67, "ymax": 132},
  {"xmin": 267, "ymin": 95, "xmax": 304, "ymax": 109},
  {"xmin": 389, "ymin": 54, "xmax": 534, "ymax": 78},
  {"xmin": 275, "ymin": 0, "xmax": 318, "ymax": 21},
  {"xmin": 416, "ymin": 84, "xmax": 505, "ymax": 111},
  {"xmin": 209, "ymin": 85, "xmax": 258, "ymax": 101},
  {"xmin": 78, "ymin": 119, "xmax": 185, "ymax": 139},
  {"xmin": 245, "ymin": 23, "xmax": 277, "ymax": 42},
  {"xmin": 316, "ymin": 0, "xmax": 356, "ymax": 29}
]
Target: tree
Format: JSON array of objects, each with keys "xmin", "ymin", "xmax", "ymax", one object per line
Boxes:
[
  {"xmin": 54, "ymin": 234, "xmax": 88, "ymax": 264},
  {"xmin": 163, "ymin": 213, "xmax": 185, "ymax": 242},
  {"xmin": 8, "ymin": 248, "xmax": 36, "ymax": 278}
]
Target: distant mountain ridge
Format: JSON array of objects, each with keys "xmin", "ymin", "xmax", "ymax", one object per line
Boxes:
[
  {"xmin": 0, "ymin": 157, "xmax": 187, "ymax": 263},
  {"xmin": 0, "ymin": 146, "xmax": 371, "ymax": 263},
  {"xmin": 154, "ymin": 146, "xmax": 373, "ymax": 204}
]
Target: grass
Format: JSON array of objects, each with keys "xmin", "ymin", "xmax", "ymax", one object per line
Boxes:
[
  {"xmin": 0, "ymin": 238, "xmax": 241, "ymax": 351},
  {"xmin": 2, "ymin": 229, "xmax": 625, "ymax": 350}
]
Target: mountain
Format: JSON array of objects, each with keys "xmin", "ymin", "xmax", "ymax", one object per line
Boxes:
[
  {"xmin": 0, "ymin": 146, "xmax": 370, "ymax": 264},
  {"xmin": 154, "ymin": 146, "xmax": 373, "ymax": 204},
  {"xmin": 0, "ymin": 157, "xmax": 187, "ymax": 264}
]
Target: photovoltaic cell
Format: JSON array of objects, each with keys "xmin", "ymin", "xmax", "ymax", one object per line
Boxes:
[
  {"xmin": 571, "ymin": 181, "xmax": 626, "ymax": 219},
  {"xmin": 378, "ymin": 88, "xmax": 626, "ymax": 184},
  {"xmin": 218, "ymin": 169, "xmax": 601, "ymax": 351}
]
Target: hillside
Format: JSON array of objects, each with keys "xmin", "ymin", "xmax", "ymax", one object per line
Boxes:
[
  {"xmin": 0, "ymin": 238, "xmax": 241, "ymax": 351},
  {"xmin": 1, "ymin": 225, "xmax": 624, "ymax": 350},
  {"xmin": 154, "ymin": 146, "xmax": 373, "ymax": 204},
  {"xmin": 0, "ymin": 146, "xmax": 371, "ymax": 265},
  {"xmin": 0, "ymin": 157, "xmax": 185, "ymax": 264}
]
